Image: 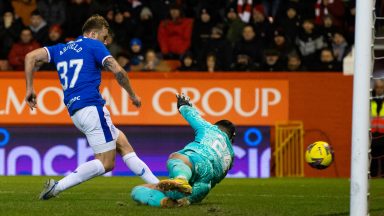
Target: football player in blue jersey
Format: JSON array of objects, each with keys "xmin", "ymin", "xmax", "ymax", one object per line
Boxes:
[
  {"xmin": 130, "ymin": 93, "xmax": 235, "ymax": 207},
  {"xmin": 24, "ymin": 14, "xmax": 159, "ymax": 200}
]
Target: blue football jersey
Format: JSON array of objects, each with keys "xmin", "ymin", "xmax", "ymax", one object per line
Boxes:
[{"xmin": 44, "ymin": 36, "xmax": 111, "ymax": 115}]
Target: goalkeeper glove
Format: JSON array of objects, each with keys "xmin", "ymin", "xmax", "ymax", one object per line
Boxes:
[{"xmin": 176, "ymin": 93, "xmax": 192, "ymax": 110}]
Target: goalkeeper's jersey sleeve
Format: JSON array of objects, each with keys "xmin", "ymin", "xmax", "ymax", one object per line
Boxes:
[{"xmin": 179, "ymin": 106, "xmax": 234, "ymax": 183}]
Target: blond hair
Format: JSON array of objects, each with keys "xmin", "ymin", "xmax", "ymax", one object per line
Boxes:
[{"xmin": 82, "ymin": 14, "xmax": 109, "ymax": 33}]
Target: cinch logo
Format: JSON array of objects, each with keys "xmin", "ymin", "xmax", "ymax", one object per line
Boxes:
[
  {"xmin": 0, "ymin": 127, "xmax": 270, "ymax": 178},
  {"xmin": 228, "ymin": 127, "xmax": 271, "ymax": 178},
  {"xmin": 0, "ymin": 128, "xmax": 100, "ymax": 176}
]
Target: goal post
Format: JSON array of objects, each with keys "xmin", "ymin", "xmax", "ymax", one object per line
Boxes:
[{"xmin": 350, "ymin": 0, "xmax": 374, "ymax": 215}]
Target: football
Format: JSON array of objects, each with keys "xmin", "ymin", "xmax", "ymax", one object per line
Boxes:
[{"xmin": 305, "ymin": 141, "xmax": 334, "ymax": 169}]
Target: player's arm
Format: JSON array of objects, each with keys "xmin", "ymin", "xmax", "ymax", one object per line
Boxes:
[
  {"xmin": 103, "ymin": 57, "xmax": 141, "ymax": 108},
  {"xmin": 177, "ymin": 93, "xmax": 211, "ymax": 131},
  {"xmin": 179, "ymin": 181, "xmax": 211, "ymax": 205},
  {"xmin": 24, "ymin": 48, "xmax": 49, "ymax": 110}
]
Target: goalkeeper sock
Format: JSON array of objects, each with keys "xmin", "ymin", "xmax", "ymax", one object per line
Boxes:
[
  {"xmin": 123, "ymin": 152, "xmax": 159, "ymax": 184},
  {"xmin": 54, "ymin": 159, "xmax": 105, "ymax": 195},
  {"xmin": 167, "ymin": 158, "xmax": 192, "ymax": 181},
  {"xmin": 131, "ymin": 186, "xmax": 165, "ymax": 207}
]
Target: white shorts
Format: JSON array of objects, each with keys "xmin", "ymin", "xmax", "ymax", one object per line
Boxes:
[{"xmin": 71, "ymin": 106, "xmax": 119, "ymax": 154}]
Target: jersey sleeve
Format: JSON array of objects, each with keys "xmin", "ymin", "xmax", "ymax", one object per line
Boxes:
[
  {"xmin": 44, "ymin": 45, "xmax": 58, "ymax": 63},
  {"xmin": 92, "ymin": 40, "xmax": 112, "ymax": 66},
  {"xmin": 179, "ymin": 105, "xmax": 212, "ymax": 133},
  {"xmin": 187, "ymin": 181, "xmax": 211, "ymax": 204}
]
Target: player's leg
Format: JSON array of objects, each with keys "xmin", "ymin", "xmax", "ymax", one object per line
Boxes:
[
  {"xmin": 131, "ymin": 184, "xmax": 178, "ymax": 207},
  {"xmin": 166, "ymin": 153, "xmax": 214, "ymax": 205},
  {"xmin": 167, "ymin": 153, "xmax": 193, "ymax": 180},
  {"xmin": 116, "ymin": 130, "xmax": 159, "ymax": 184},
  {"xmin": 157, "ymin": 152, "xmax": 193, "ymax": 194},
  {"xmin": 39, "ymin": 106, "xmax": 117, "ymax": 200}
]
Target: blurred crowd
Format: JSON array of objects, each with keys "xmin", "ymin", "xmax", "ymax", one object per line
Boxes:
[{"xmin": 0, "ymin": 0, "xmax": 381, "ymax": 72}]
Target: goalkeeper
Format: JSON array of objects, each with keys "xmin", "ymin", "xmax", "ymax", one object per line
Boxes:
[{"xmin": 131, "ymin": 93, "xmax": 235, "ymax": 207}]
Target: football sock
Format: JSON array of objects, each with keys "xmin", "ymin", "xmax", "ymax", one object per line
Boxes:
[
  {"xmin": 131, "ymin": 186, "xmax": 165, "ymax": 207},
  {"xmin": 123, "ymin": 152, "xmax": 159, "ymax": 184},
  {"xmin": 54, "ymin": 159, "xmax": 105, "ymax": 195},
  {"xmin": 167, "ymin": 158, "xmax": 192, "ymax": 181}
]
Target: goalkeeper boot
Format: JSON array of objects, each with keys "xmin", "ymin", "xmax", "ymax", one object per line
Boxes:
[
  {"xmin": 157, "ymin": 178, "xmax": 192, "ymax": 195},
  {"xmin": 39, "ymin": 179, "xmax": 58, "ymax": 200}
]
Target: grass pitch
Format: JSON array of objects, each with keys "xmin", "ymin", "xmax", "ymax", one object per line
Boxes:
[{"xmin": 0, "ymin": 177, "xmax": 383, "ymax": 216}]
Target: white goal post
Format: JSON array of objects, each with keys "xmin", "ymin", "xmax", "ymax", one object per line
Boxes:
[{"xmin": 350, "ymin": 0, "xmax": 374, "ymax": 215}]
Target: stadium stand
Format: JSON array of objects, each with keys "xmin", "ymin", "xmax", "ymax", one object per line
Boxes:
[{"xmin": 0, "ymin": 0, "xmax": 361, "ymax": 72}]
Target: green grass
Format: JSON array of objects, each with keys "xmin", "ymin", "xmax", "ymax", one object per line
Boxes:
[{"xmin": 0, "ymin": 177, "xmax": 383, "ymax": 216}]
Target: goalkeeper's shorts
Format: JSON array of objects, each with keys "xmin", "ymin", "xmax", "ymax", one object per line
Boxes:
[{"xmin": 176, "ymin": 149, "xmax": 214, "ymax": 184}]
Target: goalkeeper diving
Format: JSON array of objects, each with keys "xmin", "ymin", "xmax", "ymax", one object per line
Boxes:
[{"xmin": 131, "ymin": 93, "xmax": 236, "ymax": 207}]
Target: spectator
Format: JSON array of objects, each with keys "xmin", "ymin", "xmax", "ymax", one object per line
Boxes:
[
  {"xmin": 0, "ymin": 60, "xmax": 11, "ymax": 71},
  {"xmin": 129, "ymin": 38, "xmax": 144, "ymax": 66},
  {"xmin": 295, "ymin": 19, "xmax": 326, "ymax": 68},
  {"xmin": 345, "ymin": 1, "xmax": 355, "ymax": 44},
  {"xmin": 314, "ymin": 0, "xmax": 345, "ymax": 29},
  {"xmin": 64, "ymin": 0, "xmax": 90, "ymax": 38},
  {"xmin": 331, "ymin": 31, "xmax": 350, "ymax": 63},
  {"xmin": 29, "ymin": 9, "xmax": 48, "ymax": 45},
  {"xmin": 276, "ymin": 3, "xmax": 300, "ymax": 44},
  {"xmin": 44, "ymin": 24, "xmax": 64, "ymax": 46},
  {"xmin": 261, "ymin": 49, "xmax": 285, "ymax": 71},
  {"xmin": 315, "ymin": 48, "xmax": 341, "ymax": 71},
  {"xmin": 115, "ymin": 0, "xmax": 144, "ymax": 19},
  {"xmin": 36, "ymin": 0, "xmax": 66, "ymax": 25},
  {"xmin": 110, "ymin": 9, "xmax": 136, "ymax": 49},
  {"xmin": 200, "ymin": 25, "xmax": 232, "ymax": 71},
  {"xmin": 105, "ymin": 32, "xmax": 123, "ymax": 58},
  {"xmin": 157, "ymin": 4, "xmax": 194, "ymax": 59},
  {"xmin": 39, "ymin": 24, "xmax": 64, "ymax": 70},
  {"xmin": 144, "ymin": 0, "xmax": 176, "ymax": 22},
  {"xmin": 270, "ymin": 29, "xmax": 296, "ymax": 62},
  {"xmin": 250, "ymin": 4, "xmax": 271, "ymax": 41},
  {"xmin": 320, "ymin": 15, "xmax": 337, "ymax": 45},
  {"xmin": 231, "ymin": 54, "xmax": 257, "ymax": 71},
  {"xmin": 136, "ymin": 7, "xmax": 158, "ymax": 51},
  {"xmin": 38, "ymin": 24, "xmax": 65, "ymax": 71},
  {"xmin": 371, "ymin": 79, "xmax": 384, "ymax": 178},
  {"xmin": 224, "ymin": 7, "xmax": 246, "ymax": 45},
  {"xmin": 177, "ymin": 52, "xmax": 199, "ymax": 71},
  {"xmin": 191, "ymin": 8, "xmax": 217, "ymax": 57},
  {"xmin": 116, "ymin": 52, "xmax": 131, "ymax": 71},
  {"xmin": 105, "ymin": 8, "xmax": 115, "ymax": 23},
  {"xmin": 201, "ymin": 53, "xmax": 219, "ymax": 72},
  {"xmin": 233, "ymin": 25, "xmax": 264, "ymax": 68},
  {"xmin": 0, "ymin": 10, "xmax": 24, "ymax": 59},
  {"xmin": 8, "ymin": 28, "xmax": 40, "ymax": 70},
  {"xmin": 141, "ymin": 49, "xmax": 170, "ymax": 72},
  {"xmin": 286, "ymin": 53, "xmax": 306, "ymax": 71}
]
